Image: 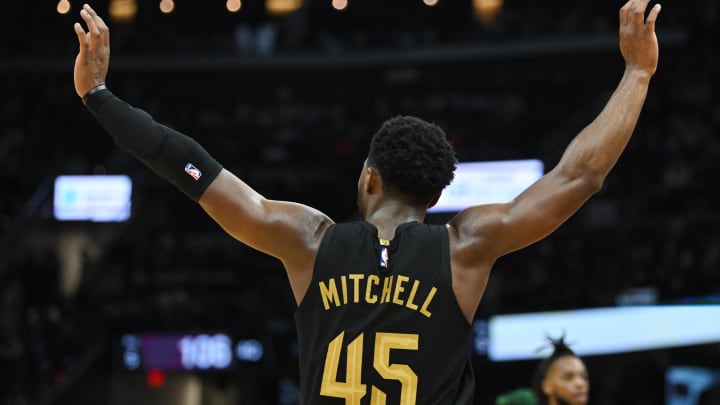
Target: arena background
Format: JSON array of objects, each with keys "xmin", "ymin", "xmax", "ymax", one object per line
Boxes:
[{"xmin": 1, "ymin": 1, "xmax": 719, "ymax": 404}]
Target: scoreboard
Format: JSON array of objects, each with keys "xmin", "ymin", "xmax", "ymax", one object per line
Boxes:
[{"xmin": 117, "ymin": 333, "xmax": 264, "ymax": 372}]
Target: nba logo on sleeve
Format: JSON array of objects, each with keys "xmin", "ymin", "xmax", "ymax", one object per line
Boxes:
[{"xmin": 184, "ymin": 163, "xmax": 202, "ymax": 180}]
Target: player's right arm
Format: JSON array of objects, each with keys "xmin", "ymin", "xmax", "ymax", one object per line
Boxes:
[{"xmin": 73, "ymin": 4, "xmax": 332, "ymax": 302}]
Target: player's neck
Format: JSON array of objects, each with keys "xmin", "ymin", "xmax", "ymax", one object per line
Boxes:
[{"xmin": 364, "ymin": 201, "xmax": 425, "ymax": 240}]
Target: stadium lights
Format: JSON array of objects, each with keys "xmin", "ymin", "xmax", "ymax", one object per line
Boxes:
[
  {"xmin": 227, "ymin": 0, "xmax": 242, "ymax": 13},
  {"xmin": 51, "ymin": 0, "xmax": 455, "ymax": 17},
  {"xmin": 109, "ymin": 0, "xmax": 138, "ymax": 22},
  {"xmin": 159, "ymin": 0, "xmax": 175, "ymax": 14},
  {"xmin": 56, "ymin": 0, "xmax": 71, "ymax": 14},
  {"xmin": 331, "ymin": 0, "xmax": 348, "ymax": 11},
  {"xmin": 473, "ymin": 0, "xmax": 503, "ymax": 25},
  {"xmin": 266, "ymin": 0, "xmax": 303, "ymax": 15}
]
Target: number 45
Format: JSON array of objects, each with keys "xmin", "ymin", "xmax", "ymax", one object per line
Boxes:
[{"xmin": 321, "ymin": 331, "xmax": 419, "ymax": 405}]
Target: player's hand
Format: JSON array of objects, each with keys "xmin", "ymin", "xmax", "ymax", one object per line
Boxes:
[
  {"xmin": 619, "ymin": 0, "xmax": 661, "ymax": 77},
  {"xmin": 73, "ymin": 4, "xmax": 110, "ymax": 98}
]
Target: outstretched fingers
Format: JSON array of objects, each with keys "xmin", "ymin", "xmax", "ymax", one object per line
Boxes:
[
  {"xmin": 73, "ymin": 22, "xmax": 88, "ymax": 52},
  {"xmin": 619, "ymin": 1, "xmax": 630, "ymax": 27},
  {"xmin": 619, "ymin": 0, "xmax": 661, "ymax": 33},
  {"xmin": 645, "ymin": 4, "xmax": 661, "ymax": 34},
  {"xmin": 631, "ymin": 0, "xmax": 652, "ymax": 27},
  {"xmin": 79, "ymin": 4, "xmax": 109, "ymax": 50},
  {"xmin": 80, "ymin": 8, "xmax": 98, "ymax": 36},
  {"xmin": 83, "ymin": 4, "xmax": 110, "ymax": 48}
]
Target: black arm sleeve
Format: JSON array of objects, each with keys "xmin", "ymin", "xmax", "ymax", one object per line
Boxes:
[{"xmin": 83, "ymin": 88, "xmax": 223, "ymax": 202}]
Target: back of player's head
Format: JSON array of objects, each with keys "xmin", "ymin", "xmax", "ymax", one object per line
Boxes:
[
  {"xmin": 367, "ymin": 115, "xmax": 457, "ymax": 206},
  {"xmin": 531, "ymin": 335, "xmax": 580, "ymax": 405}
]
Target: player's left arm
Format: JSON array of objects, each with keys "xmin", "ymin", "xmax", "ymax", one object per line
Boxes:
[
  {"xmin": 449, "ymin": 0, "xmax": 661, "ymax": 263},
  {"xmin": 73, "ymin": 4, "xmax": 333, "ymax": 273}
]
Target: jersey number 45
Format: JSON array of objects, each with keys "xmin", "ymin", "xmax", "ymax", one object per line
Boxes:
[{"xmin": 321, "ymin": 331, "xmax": 419, "ymax": 405}]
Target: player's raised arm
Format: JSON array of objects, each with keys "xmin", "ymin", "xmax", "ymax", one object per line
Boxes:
[
  {"xmin": 73, "ymin": 4, "xmax": 333, "ymax": 300},
  {"xmin": 449, "ymin": 0, "xmax": 661, "ymax": 263}
]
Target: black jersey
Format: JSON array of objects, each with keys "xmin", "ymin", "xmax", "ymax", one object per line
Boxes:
[{"xmin": 295, "ymin": 221, "xmax": 474, "ymax": 405}]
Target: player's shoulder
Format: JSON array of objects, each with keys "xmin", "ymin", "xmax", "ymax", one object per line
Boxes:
[{"xmin": 446, "ymin": 203, "xmax": 508, "ymax": 237}]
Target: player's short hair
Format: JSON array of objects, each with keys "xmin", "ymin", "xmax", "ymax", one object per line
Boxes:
[{"xmin": 367, "ymin": 115, "xmax": 457, "ymax": 206}]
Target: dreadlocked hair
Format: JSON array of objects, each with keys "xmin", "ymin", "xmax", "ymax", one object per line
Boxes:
[
  {"xmin": 367, "ymin": 115, "xmax": 457, "ymax": 206},
  {"xmin": 531, "ymin": 335, "xmax": 579, "ymax": 405}
]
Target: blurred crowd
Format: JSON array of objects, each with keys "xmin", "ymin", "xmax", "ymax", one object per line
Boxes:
[{"xmin": 1, "ymin": 1, "xmax": 719, "ymax": 404}]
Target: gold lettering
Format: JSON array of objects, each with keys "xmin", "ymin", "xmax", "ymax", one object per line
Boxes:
[
  {"xmin": 393, "ymin": 275, "xmax": 409, "ymax": 306},
  {"xmin": 366, "ymin": 275, "xmax": 379, "ymax": 304},
  {"xmin": 380, "ymin": 276, "xmax": 394, "ymax": 303},
  {"xmin": 405, "ymin": 280, "xmax": 420, "ymax": 311},
  {"xmin": 322, "ymin": 274, "xmax": 437, "ymax": 318},
  {"xmin": 319, "ymin": 279, "xmax": 340, "ymax": 310},
  {"xmin": 419, "ymin": 287, "xmax": 437, "ymax": 318},
  {"xmin": 348, "ymin": 274, "xmax": 364, "ymax": 303},
  {"xmin": 340, "ymin": 276, "xmax": 348, "ymax": 305}
]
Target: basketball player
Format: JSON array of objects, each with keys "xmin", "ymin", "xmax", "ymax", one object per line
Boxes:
[
  {"xmin": 72, "ymin": 0, "xmax": 661, "ymax": 403},
  {"xmin": 532, "ymin": 337, "xmax": 589, "ymax": 405}
]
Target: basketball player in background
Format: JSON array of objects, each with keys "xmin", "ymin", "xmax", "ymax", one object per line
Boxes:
[{"xmin": 532, "ymin": 337, "xmax": 589, "ymax": 405}]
